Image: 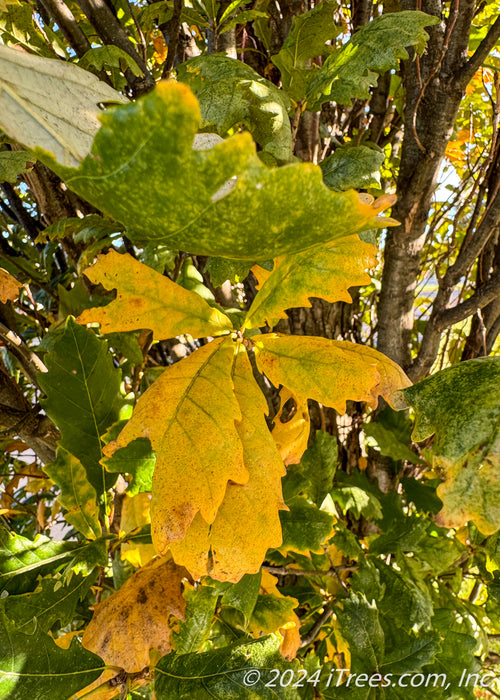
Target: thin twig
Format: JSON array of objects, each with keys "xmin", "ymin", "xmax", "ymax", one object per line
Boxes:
[{"xmin": 300, "ymin": 604, "xmax": 333, "ymax": 648}]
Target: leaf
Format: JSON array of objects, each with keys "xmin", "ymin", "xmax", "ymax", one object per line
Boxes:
[
  {"xmin": 82, "ymin": 557, "xmax": 186, "ymax": 673},
  {"xmin": 279, "ymin": 496, "xmax": 334, "ymax": 554},
  {"xmin": 169, "ymin": 344, "xmax": 286, "ymax": 581},
  {"xmin": 0, "ymin": 150, "xmax": 32, "ymax": 184},
  {"xmin": 0, "ymin": 267, "xmax": 21, "ymax": 302},
  {"xmin": 394, "ymin": 357, "xmax": 500, "ymax": 534},
  {"xmin": 364, "ymin": 405, "xmax": 423, "ymax": 463},
  {"xmin": 35, "ymin": 82, "xmax": 398, "ymax": 261},
  {"xmin": 320, "ymin": 144, "xmax": 385, "ymax": 191},
  {"xmin": 271, "ymin": 0, "xmax": 340, "ymax": 101},
  {"xmin": 254, "ymin": 333, "xmax": 411, "ymax": 413},
  {"xmin": 172, "ymin": 583, "xmax": 219, "ymax": 653},
  {"xmin": 77, "ymin": 251, "xmax": 232, "ymax": 340},
  {"xmin": 307, "ymin": 11, "xmax": 440, "ymax": 107},
  {"xmin": 177, "ymin": 54, "xmax": 292, "ymax": 163},
  {"xmin": 3, "ymin": 571, "xmax": 96, "ymax": 634},
  {"xmin": 336, "ymin": 593, "xmax": 384, "ymax": 674},
  {"xmin": 373, "ymin": 559, "xmax": 432, "ymax": 631},
  {"xmin": 212, "ymin": 571, "xmax": 262, "ymax": 624},
  {"xmin": 205, "ymin": 256, "xmax": 252, "ymax": 287},
  {"xmin": 154, "ymin": 635, "xmax": 294, "ymax": 699},
  {"xmin": 120, "ymin": 493, "xmax": 156, "ymax": 568},
  {"xmin": 102, "ymin": 437, "xmax": 155, "ymax": 496},
  {"xmin": 297, "ymin": 430, "xmax": 338, "ymax": 506},
  {"xmin": 249, "ymin": 571, "xmax": 301, "ymax": 661},
  {"xmin": 271, "ymin": 387, "xmax": 310, "ymax": 466},
  {"xmin": 79, "ymin": 45, "xmax": 142, "ymax": 77},
  {"xmin": 38, "ymin": 318, "xmax": 122, "ymax": 495},
  {"xmin": 105, "ymin": 337, "xmax": 247, "ymax": 551},
  {"xmin": 0, "ymin": 526, "xmax": 101, "ymax": 594},
  {"xmin": 41, "ymin": 214, "xmax": 122, "ymax": 243},
  {"xmin": 0, "ymin": 44, "xmax": 127, "ymax": 168},
  {"xmin": 244, "ymin": 233, "xmax": 378, "ymax": 329},
  {"xmin": 44, "ymin": 447, "xmax": 101, "ymax": 539},
  {"xmin": 0, "ymin": 609, "xmax": 104, "ymax": 700}
]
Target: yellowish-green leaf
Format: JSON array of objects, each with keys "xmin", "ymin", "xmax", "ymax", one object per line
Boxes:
[
  {"xmin": 245, "ymin": 234, "xmax": 377, "ymax": 329},
  {"xmin": 395, "ymin": 357, "xmax": 500, "ymax": 535},
  {"xmin": 82, "ymin": 557, "xmax": 185, "ymax": 673},
  {"xmin": 254, "ymin": 333, "xmax": 411, "ymax": 413},
  {"xmin": 104, "ymin": 337, "xmax": 247, "ymax": 552},
  {"xmin": 33, "ymin": 81, "xmax": 398, "ymax": 260},
  {"xmin": 77, "ymin": 250, "xmax": 232, "ymax": 340},
  {"xmin": 120, "ymin": 493, "xmax": 156, "ymax": 568},
  {"xmin": 44, "ymin": 447, "xmax": 101, "ymax": 540},
  {"xmin": 170, "ymin": 343, "xmax": 286, "ymax": 582},
  {"xmin": 271, "ymin": 387, "xmax": 310, "ymax": 465},
  {"xmin": 0, "ymin": 44, "xmax": 127, "ymax": 168},
  {"xmin": 0, "ymin": 267, "xmax": 21, "ymax": 303}
]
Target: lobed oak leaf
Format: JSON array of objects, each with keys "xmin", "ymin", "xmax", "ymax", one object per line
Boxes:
[
  {"xmin": 82, "ymin": 557, "xmax": 186, "ymax": 673},
  {"xmin": 104, "ymin": 337, "xmax": 248, "ymax": 551},
  {"xmin": 244, "ymin": 234, "xmax": 378, "ymax": 329},
  {"xmin": 395, "ymin": 357, "xmax": 500, "ymax": 535},
  {"xmin": 170, "ymin": 344, "xmax": 287, "ymax": 582},
  {"xmin": 254, "ymin": 333, "xmax": 411, "ymax": 414},
  {"xmin": 77, "ymin": 250, "xmax": 232, "ymax": 340},
  {"xmin": 0, "ymin": 268, "xmax": 21, "ymax": 303},
  {"xmin": 271, "ymin": 387, "xmax": 310, "ymax": 466}
]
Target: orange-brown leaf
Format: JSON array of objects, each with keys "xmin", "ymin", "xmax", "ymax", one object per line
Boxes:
[
  {"xmin": 82, "ymin": 557, "xmax": 186, "ymax": 673},
  {"xmin": 0, "ymin": 268, "xmax": 21, "ymax": 303}
]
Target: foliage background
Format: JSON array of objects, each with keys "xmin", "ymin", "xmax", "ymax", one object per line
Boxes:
[{"xmin": 0, "ymin": 0, "xmax": 500, "ymax": 698}]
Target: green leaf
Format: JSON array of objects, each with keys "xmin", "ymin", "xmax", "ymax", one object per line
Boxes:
[
  {"xmin": 177, "ymin": 54, "xmax": 292, "ymax": 163},
  {"xmin": 219, "ymin": 10, "xmax": 269, "ymax": 34},
  {"xmin": 0, "ymin": 44, "xmax": 127, "ymax": 168},
  {"xmin": 364, "ymin": 405, "xmax": 423, "ymax": 463},
  {"xmin": 395, "ymin": 357, "xmax": 500, "ymax": 534},
  {"xmin": 3, "ymin": 571, "xmax": 96, "ymax": 634},
  {"xmin": 211, "ymin": 572, "xmax": 262, "ymax": 624},
  {"xmin": 36, "ymin": 82, "xmax": 397, "ymax": 261},
  {"xmin": 102, "ymin": 437, "xmax": 155, "ymax": 496},
  {"xmin": 41, "ymin": 214, "xmax": 122, "ymax": 243},
  {"xmin": 172, "ymin": 584, "xmax": 219, "ymax": 653},
  {"xmin": 381, "ymin": 628, "xmax": 440, "ymax": 675},
  {"xmin": 0, "ymin": 609, "xmax": 104, "ymax": 700},
  {"xmin": 79, "ymin": 45, "xmax": 142, "ymax": 77},
  {"xmin": 244, "ymin": 234, "xmax": 378, "ymax": 329},
  {"xmin": 44, "ymin": 446, "xmax": 102, "ymax": 539},
  {"xmin": 205, "ymin": 256, "xmax": 252, "ymax": 286},
  {"xmin": 336, "ymin": 593, "xmax": 384, "ymax": 674},
  {"xmin": 0, "ymin": 528, "xmax": 107, "ymax": 594},
  {"xmin": 271, "ymin": 0, "xmax": 340, "ymax": 101},
  {"xmin": 0, "ymin": 150, "xmax": 32, "ymax": 183},
  {"xmin": 374, "ymin": 558, "xmax": 432, "ymax": 631},
  {"xmin": 279, "ymin": 496, "xmax": 334, "ymax": 554},
  {"xmin": 154, "ymin": 635, "xmax": 295, "ymax": 699},
  {"xmin": 307, "ymin": 11, "xmax": 440, "ymax": 108},
  {"xmin": 38, "ymin": 317, "xmax": 123, "ymax": 496},
  {"xmin": 296, "ymin": 430, "xmax": 338, "ymax": 506},
  {"xmin": 320, "ymin": 144, "xmax": 384, "ymax": 191}
]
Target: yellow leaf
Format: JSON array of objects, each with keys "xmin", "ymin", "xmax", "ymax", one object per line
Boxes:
[
  {"xmin": 245, "ymin": 235, "xmax": 377, "ymax": 329},
  {"xmin": 0, "ymin": 268, "xmax": 21, "ymax": 303},
  {"xmin": 271, "ymin": 387, "xmax": 310, "ymax": 465},
  {"xmin": 55, "ymin": 630, "xmax": 83, "ymax": 650},
  {"xmin": 82, "ymin": 557, "xmax": 186, "ymax": 672},
  {"xmin": 77, "ymin": 250, "xmax": 232, "ymax": 340},
  {"xmin": 170, "ymin": 344, "xmax": 286, "ymax": 581},
  {"xmin": 105, "ymin": 337, "xmax": 247, "ymax": 551},
  {"xmin": 251, "ymin": 571, "xmax": 301, "ymax": 660},
  {"xmin": 254, "ymin": 333, "xmax": 411, "ymax": 413},
  {"xmin": 153, "ymin": 35, "xmax": 168, "ymax": 65},
  {"xmin": 120, "ymin": 493, "xmax": 156, "ymax": 568}
]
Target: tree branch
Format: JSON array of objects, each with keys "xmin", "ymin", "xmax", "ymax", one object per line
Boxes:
[
  {"xmin": 436, "ymin": 268, "xmax": 500, "ymax": 330},
  {"xmin": 458, "ymin": 14, "xmax": 500, "ymax": 88}
]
